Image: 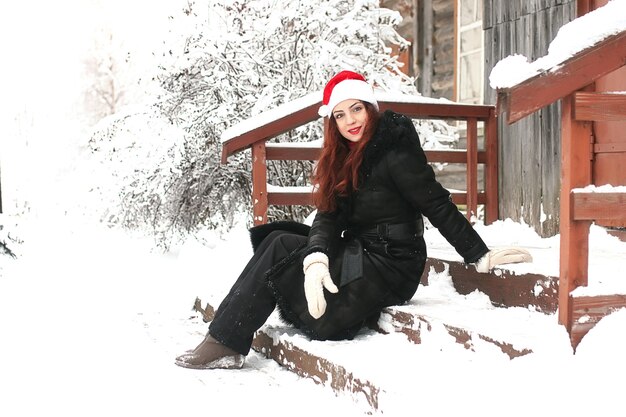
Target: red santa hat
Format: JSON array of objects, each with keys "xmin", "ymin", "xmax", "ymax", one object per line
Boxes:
[{"xmin": 317, "ymin": 70, "xmax": 379, "ymax": 118}]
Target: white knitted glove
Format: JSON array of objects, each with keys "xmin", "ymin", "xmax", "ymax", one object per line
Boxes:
[
  {"xmin": 475, "ymin": 247, "xmax": 533, "ymax": 273},
  {"xmin": 303, "ymin": 252, "xmax": 339, "ymax": 319}
]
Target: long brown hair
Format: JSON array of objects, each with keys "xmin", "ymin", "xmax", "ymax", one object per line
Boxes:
[{"xmin": 312, "ymin": 102, "xmax": 380, "ymax": 212}]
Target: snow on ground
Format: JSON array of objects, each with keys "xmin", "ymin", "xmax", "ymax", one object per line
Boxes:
[
  {"xmin": 0, "ymin": 214, "xmax": 365, "ymax": 417},
  {"xmin": 0, "ymin": 209, "xmax": 625, "ymax": 416}
]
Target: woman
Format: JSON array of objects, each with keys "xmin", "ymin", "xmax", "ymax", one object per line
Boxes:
[{"xmin": 175, "ymin": 70, "xmax": 531, "ymax": 369}]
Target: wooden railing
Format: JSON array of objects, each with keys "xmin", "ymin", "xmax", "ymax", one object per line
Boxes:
[
  {"xmin": 496, "ymin": 28, "xmax": 626, "ymax": 347},
  {"xmin": 561, "ymin": 90, "xmax": 626, "ymax": 347},
  {"xmin": 221, "ymin": 95, "xmax": 499, "ymax": 226}
]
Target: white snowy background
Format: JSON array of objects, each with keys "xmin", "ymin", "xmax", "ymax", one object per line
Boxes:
[{"xmin": 1, "ymin": 1, "xmax": 625, "ymax": 416}]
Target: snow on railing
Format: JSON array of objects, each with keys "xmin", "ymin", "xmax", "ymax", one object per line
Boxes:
[{"xmin": 572, "ymin": 184, "xmax": 626, "ymax": 193}]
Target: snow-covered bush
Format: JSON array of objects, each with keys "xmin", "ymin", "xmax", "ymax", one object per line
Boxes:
[
  {"xmin": 87, "ymin": 0, "xmax": 456, "ymax": 246},
  {"xmin": 0, "ymin": 215, "xmax": 21, "ymax": 266},
  {"xmin": 153, "ymin": 0, "xmax": 418, "ymax": 224}
]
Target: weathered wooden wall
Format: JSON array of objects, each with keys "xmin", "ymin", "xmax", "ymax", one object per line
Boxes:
[
  {"xmin": 484, "ymin": 0, "xmax": 576, "ymax": 237},
  {"xmin": 431, "ymin": 0, "xmax": 455, "ymax": 99},
  {"xmin": 395, "ymin": 0, "xmax": 455, "ymax": 100}
]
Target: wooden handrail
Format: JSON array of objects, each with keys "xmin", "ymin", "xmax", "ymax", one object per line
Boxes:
[
  {"xmin": 221, "ymin": 97, "xmax": 499, "ymax": 226},
  {"xmin": 222, "ymin": 95, "xmax": 497, "ymax": 162},
  {"xmin": 497, "ymin": 31, "xmax": 626, "ymax": 124}
]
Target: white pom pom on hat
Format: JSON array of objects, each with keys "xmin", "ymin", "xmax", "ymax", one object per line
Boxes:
[{"xmin": 318, "ymin": 70, "xmax": 379, "ymax": 118}]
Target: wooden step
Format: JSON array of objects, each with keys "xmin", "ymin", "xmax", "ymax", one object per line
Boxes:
[
  {"xmin": 191, "ymin": 256, "xmax": 562, "ymax": 413},
  {"xmin": 374, "ymin": 306, "xmax": 534, "ymax": 359},
  {"xmin": 423, "ymin": 258, "xmax": 559, "ymax": 313},
  {"xmin": 606, "ymin": 227, "xmax": 626, "ymax": 243},
  {"xmin": 248, "ymin": 292, "xmax": 558, "ymax": 414},
  {"xmin": 251, "ymin": 324, "xmax": 384, "ymax": 412},
  {"xmin": 570, "ymin": 293, "xmax": 626, "ymax": 349}
]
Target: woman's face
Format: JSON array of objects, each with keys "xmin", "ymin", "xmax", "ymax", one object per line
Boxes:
[{"xmin": 332, "ymin": 99, "xmax": 369, "ymax": 143}]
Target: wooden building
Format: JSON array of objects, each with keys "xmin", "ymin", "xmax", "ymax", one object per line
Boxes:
[
  {"xmin": 382, "ymin": 1, "xmax": 495, "ymax": 221},
  {"xmin": 495, "ymin": 1, "xmax": 626, "ymax": 344},
  {"xmin": 384, "ymin": 0, "xmax": 593, "ymax": 237},
  {"xmin": 382, "ymin": 0, "xmax": 487, "ymax": 104},
  {"xmin": 483, "ymin": 0, "xmax": 577, "ymax": 237}
]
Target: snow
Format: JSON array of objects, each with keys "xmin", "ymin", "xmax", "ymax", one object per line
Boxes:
[
  {"xmin": 221, "ymin": 91, "xmax": 321, "ymax": 142},
  {"xmin": 573, "ymin": 184, "xmax": 626, "ymax": 193},
  {"xmin": 426, "ymin": 218, "xmax": 626, "ymax": 296},
  {"xmin": 489, "ymin": 0, "xmax": 626, "ymax": 89},
  {"xmin": 1, "ymin": 210, "xmax": 625, "ymax": 416},
  {"xmin": 1, "ymin": 1, "xmax": 626, "ymax": 416}
]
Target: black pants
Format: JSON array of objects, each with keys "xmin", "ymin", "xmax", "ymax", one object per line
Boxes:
[{"xmin": 208, "ymin": 231, "xmax": 306, "ymax": 355}]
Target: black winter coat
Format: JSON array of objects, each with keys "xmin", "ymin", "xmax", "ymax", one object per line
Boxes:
[{"xmin": 258, "ymin": 110, "xmax": 488, "ymax": 342}]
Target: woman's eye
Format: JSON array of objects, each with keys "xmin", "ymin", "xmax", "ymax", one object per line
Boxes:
[
  {"xmin": 335, "ymin": 114, "xmax": 343, "ymax": 120},
  {"xmin": 353, "ymin": 106, "xmax": 363, "ymax": 112}
]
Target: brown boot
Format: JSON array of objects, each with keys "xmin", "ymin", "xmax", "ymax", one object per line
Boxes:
[{"xmin": 175, "ymin": 333, "xmax": 245, "ymax": 369}]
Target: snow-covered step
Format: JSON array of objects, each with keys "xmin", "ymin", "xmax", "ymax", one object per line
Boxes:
[
  {"xmin": 375, "ymin": 292, "xmax": 560, "ymax": 357},
  {"xmin": 424, "ymin": 256, "xmax": 559, "ymax": 313},
  {"xmin": 375, "ymin": 306, "xmax": 534, "ymax": 359},
  {"xmin": 570, "ymin": 293, "xmax": 626, "ymax": 348},
  {"xmin": 247, "ymin": 260, "xmax": 564, "ymax": 413},
  {"xmin": 252, "ymin": 323, "xmax": 384, "ymax": 413},
  {"xmin": 191, "ymin": 255, "xmax": 565, "ymax": 413},
  {"xmin": 250, "ymin": 297, "xmax": 564, "ymax": 414}
]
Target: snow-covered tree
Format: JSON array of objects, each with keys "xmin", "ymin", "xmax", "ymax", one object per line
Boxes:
[
  {"xmin": 87, "ymin": 0, "xmax": 455, "ymax": 246},
  {"xmin": 82, "ymin": 30, "xmax": 133, "ymax": 125},
  {"xmin": 0, "ymin": 214, "xmax": 21, "ymax": 262}
]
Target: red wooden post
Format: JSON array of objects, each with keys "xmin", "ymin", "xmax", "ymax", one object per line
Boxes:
[
  {"xmin": 251, "ymin": 141, "xmax": 268, "ymax": 225},
  {"xmin": 577, "ymin": 0, "xmax": 598, "ymax": 17},
  {"xmin": 485, "ymin": 107, "xmax": 499, "ymax": 224},
  {"xmin": 558, "ymin": 93, "xmax": 593, "ymax": 328},
  {"xmin": 466, "ymin": 117, "xmax": 478, "ymax": 221}
]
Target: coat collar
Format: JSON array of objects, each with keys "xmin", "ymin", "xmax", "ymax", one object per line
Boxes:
[{"xmin": 359, "ymin": 110, "xmax": 419, "ymax": 179}]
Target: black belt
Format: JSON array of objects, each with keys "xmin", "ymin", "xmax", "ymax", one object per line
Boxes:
[
  {"xmin": 350, "ymin": 220, "xmax": 424, "ymax": 242},
  {"xmin": 339, "ymin": 220, "xmax": 423, "ymax": 287}
]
